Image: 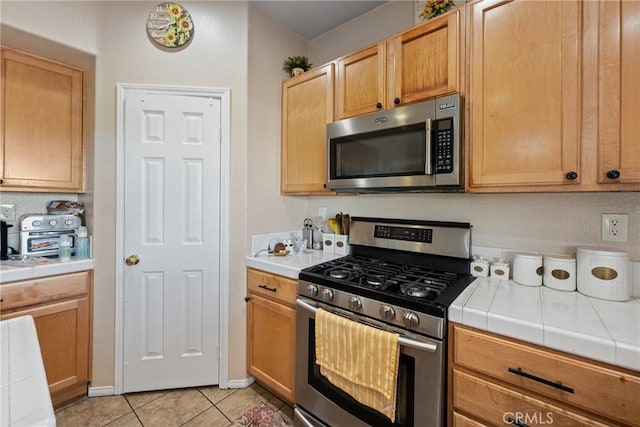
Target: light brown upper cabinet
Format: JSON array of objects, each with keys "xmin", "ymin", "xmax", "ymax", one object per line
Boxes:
[
  {"xmin": 1, "ymin": 47, "xmax": 85, "ymax": 192},
  {"xmin": 281, "ymin": 63, "xmax": 335, "ymax": 195},
  {"xmin": 467, "ymin": 0, "xmax": 640, "ymax": 192},
  {"xmin": 597, "ymin": 0, "xmax": 640, "ymax": 186},
  {"xmin": 335, "ymin": 43, "xmax": 386, "ymax": 119},
  {"xmin": 335, "ymin": 9, "xmax": 462, "ymax": 120},
  {"xmin": 467, "ymin": 0, "xmax": 582, "ymax": 191}
]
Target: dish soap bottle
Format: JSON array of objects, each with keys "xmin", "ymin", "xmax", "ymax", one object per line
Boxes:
[
  {"xmin": 59, "ymin": 234, "xmax": 72, "ymax": 262},
  {"xmin": 76, "ymin": 226, "xmax": 90, "ymax": 259}
]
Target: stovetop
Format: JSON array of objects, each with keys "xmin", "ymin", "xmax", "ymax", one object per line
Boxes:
[{"xmin": 299, "ymin": 254, "xmax": 476, "ymax": 318}]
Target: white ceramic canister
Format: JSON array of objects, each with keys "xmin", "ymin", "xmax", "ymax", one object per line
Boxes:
[
  {"xmin": 577, "ymin": 248, "xmax": 630, "ymax": 301},
  {"xmin": 490, "ymin": 259, "xmax": 510, "ymax": 280},
  {"xmin": 543, "ymin": 255, "xmax": 576, "ymax": 291},
  {"xmin": 512, "ymin": 253, "xmax": 543, "ymax": 287},
  {"xmin": 470, "ymin": 256, "xmax": 490, "ymax": 278}
]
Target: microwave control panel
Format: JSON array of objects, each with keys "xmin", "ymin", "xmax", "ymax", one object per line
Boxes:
[{"xmin": 433, "ymin": 118, "xmax": 454, "ymax": 174}]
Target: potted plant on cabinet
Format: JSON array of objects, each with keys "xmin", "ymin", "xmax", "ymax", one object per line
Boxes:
[{"xmin": 283, "ymin": 55, "xmax": 312, "ymax": 77}]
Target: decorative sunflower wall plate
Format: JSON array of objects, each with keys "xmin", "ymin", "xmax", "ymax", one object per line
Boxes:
[{"xmin": 146, "ymin": 2, "xmax": 194, "ymax": 48}]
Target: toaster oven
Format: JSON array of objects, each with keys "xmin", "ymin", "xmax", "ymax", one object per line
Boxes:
[{"xmin": 19, "ymin": 214, "xmax": 81, "ymax": 257}]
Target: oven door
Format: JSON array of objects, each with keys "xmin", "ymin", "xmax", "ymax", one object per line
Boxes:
[
  {"xmin": 20, "ymin": 230, "xmax": 76, "ymax": 257},
  {"xmin": 295, "ymin": 297, "xmax": 445, "ymax": 427}
]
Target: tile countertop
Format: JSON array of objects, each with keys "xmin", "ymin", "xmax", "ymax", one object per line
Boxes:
[
  {"xmin": 246, "ymin": 229, "xmax": 343, "ymax": 279},
  {"xmin": 450, "ymin": 277, "xmax": 640, "ymax": 372},
  {"xmin": 0, "ymin": 258, "xmax": 95, "ymax": 284},
  {"xmin": 246, "ymin": 250, "xmax": 342, "ymax": 280}
]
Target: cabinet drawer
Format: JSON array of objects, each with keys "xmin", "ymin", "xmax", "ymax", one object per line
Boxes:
[
  {"xmin": 453, "ymin": 369, "xmax": 610, "ymax": 427},
  {"xmin": 454, "ymin": 325, "xmax": 640, "ymax": 426},
  {"xmin": 247, "ymin": 269, "xmax": 297, "ymax": 306},
  {"xmin": 452, "ymin": 411, "xmax": 487, "ymax": 427},
  {"xmin": 0, "ymin": 271, "xmax": 90, "ymax": 311}
]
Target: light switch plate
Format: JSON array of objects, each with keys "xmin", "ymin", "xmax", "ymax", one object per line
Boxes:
[{"xmin": 0, "ymin": 204, "xmax": 16, "ymax": 221}]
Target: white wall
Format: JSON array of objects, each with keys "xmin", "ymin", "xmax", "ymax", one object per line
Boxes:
[
  {"xmin": 309, "ymin": 0, "xmax": 415, "ymax": 64},
  {"xmin": 247, "ymin": 6, "xmax": 308, "ymax": 236}
]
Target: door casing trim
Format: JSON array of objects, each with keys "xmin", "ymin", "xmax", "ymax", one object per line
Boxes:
[{"xmin": 114, "ymin": 83, "xmax": 231, "ymax": 393}]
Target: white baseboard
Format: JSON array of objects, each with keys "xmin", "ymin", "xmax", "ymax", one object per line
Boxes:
[
  {"xmin": 225, "ymin": 376, "xmax": 254, "ymax": 389},
  {"xmin": 88, "ymin": 385, "xmax": 115, "ymax": 397},
  {"xmin": 89, "ymin": 378, "xmax": 252, "ymax": 396}
]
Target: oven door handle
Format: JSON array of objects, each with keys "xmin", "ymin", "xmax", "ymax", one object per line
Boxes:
[{"xmin": 296, "ymin": 298, "xmax": 439, "ymax": 354}]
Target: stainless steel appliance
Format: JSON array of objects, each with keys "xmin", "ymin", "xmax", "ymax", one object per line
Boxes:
[
  {"xmin": 326, "ymin": 94, "xmax": 463, "ymax": 192},
  {"xmin": 19, "ymin": 214, "xmax": 81, "ymax": 257},
  {"xmin": 294, "ymin": 217, "xmax": 475, "ymax": 427}
]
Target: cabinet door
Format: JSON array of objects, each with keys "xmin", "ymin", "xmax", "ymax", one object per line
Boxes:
[
  {"xmin": 1, "ymin": 297, "xmax": 91, "ymax": 407},
  {"xmin": 247, "ymin": 292, "xmax": 295, "ymax": 404},
  {"xmin": 281, "ymin": 63, "xmax": 334, "ymax": 194},
  {"xmin": 0, "ymin": 48, "xmax": 85, "ymax": 192},
  {"xmin": 390, "ymin": 10, "xmax": 460, "ymax": 106},
  {"xmin": 468, "ymin": 0, "xmax": 581, "ymax": 189},
  {"xmin": 598, "ymin": 1, "xmax": 640, "ymax": 185},
  {"xmin": 335, "ymin": 43, "xmax": 386, "ymax": 119}
]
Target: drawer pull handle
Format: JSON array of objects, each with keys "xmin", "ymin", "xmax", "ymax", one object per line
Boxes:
[
  {"xmin": 507, "ymin": 417, "xmax": 529, "ymax": 427},
  {"xmin": 258, "ymin": 284, "xmax": 277, "ymax": 293},
  {"xmin": 508, "ymin": 367, "xmax": 574, "ymax": 394}
]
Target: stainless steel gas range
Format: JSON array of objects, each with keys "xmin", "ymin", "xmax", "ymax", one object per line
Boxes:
[{"xmin": 294, "ymin": 217, "xmax": 476, "ymax": 427}]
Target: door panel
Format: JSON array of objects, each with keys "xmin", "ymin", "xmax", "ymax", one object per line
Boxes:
[{"xmin": 122, "ymin": 91, "xmax": 221, "ymax": 392}]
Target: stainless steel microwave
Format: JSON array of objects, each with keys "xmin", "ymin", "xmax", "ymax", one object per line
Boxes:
[{"xmin": 326, "ymin": 93, "xmax": 463, "ymax": 192}]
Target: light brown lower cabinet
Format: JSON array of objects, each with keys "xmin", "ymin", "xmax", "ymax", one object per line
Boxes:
[
  {"xmin": 246, "ymin": 268, "xmax": 296, "ymax": 404},
  {"xmin": 0, "ymin": 271, "xmax": 93, "ymax": 407},
  {"xmin": 449, "ymin": 323, "xmax": 640, "ymax": 427}
]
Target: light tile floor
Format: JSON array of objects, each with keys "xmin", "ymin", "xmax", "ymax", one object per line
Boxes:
[{"xmin": 54, "ymin": 382, "xmax": 294, "ymax": 427}]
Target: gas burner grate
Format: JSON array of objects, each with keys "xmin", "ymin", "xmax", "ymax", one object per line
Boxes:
[{"xmin": 301, "ymin": 254, "xmax": 467, "ymax": 303}]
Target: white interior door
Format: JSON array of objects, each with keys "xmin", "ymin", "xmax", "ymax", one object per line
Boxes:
[{"xmin": 121, "ymin": 90, "xmax": 222, "ymax": 392}]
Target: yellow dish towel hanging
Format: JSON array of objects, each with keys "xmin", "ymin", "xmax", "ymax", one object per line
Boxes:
[{"xmin": 315, "ymin": 308, "xmax": 400, "ymax": 421}]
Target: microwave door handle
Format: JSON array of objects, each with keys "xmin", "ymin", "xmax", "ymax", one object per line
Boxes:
[{"xmin": 425, "ymin": 118, "xmax": 433, "ymax": 175}]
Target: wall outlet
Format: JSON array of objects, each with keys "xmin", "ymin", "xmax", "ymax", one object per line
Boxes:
[
  {"xmin": 601, "ymin": 213, "xmax": 628, "ymax": 242},
  {"xmin": 0, "ymin": 204, "xmax": 16, "ymax": 221}
]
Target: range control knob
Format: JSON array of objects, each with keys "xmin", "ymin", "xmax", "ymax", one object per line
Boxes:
[
  {"xmin": 403, "ymin": 312, "xmax": 420, "ymax": 328},
  {"xmin": 380, "ymin": 305, "xmax": 395, "ymax": 321},
  {"xmin": 348, "ymin": 296, "xmax": 362, "ymax": 310},
  {"xmin": 306, "ymin": 284, "xmax": 318, "ymax": 297},
  {"xmin": 321, "ymin": 289, "xmax": 334, "ymax": 302}
]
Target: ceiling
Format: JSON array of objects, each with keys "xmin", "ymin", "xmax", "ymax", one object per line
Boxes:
[{"xmin": 254, "ymin": 0, "xmax": 388, "ymax": 40}]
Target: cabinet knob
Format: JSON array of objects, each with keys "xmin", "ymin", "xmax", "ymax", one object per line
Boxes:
[
  {"xmin": 565, "ymin": 171, "xmax": 578, "ymax": 181},
  {"xmin": 376, "ymin": 102, "xmax": 383, "ymax": 109},
  {"xmin": 244, "ymin": 297, "xmax": 251, "ymax": 302},
  {"xmin": 606, "ymin": 170, "xmax": 621, "ymax": 180},
  {"xmin": 393, "ymin": 97, "xmax": 400, "ymax": 105}
]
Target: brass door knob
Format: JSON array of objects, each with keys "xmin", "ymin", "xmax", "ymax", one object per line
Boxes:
[{"xmin": 125, "ymin": 254, "xmax": 140, "ymax": 266}]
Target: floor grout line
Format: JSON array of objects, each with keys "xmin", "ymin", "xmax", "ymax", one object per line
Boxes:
[{"xmin": 56, "ymin": 384, "xmax": 292, "ymax": 427}]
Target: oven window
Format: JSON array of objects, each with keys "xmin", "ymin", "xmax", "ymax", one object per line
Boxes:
[
  {"xmin": 330, "ymin": 123, "xmax": 426, "ymax": 179},
  {"xmin": 307, "ymin": 319, "xmax": 414, "ymax": 427}
]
